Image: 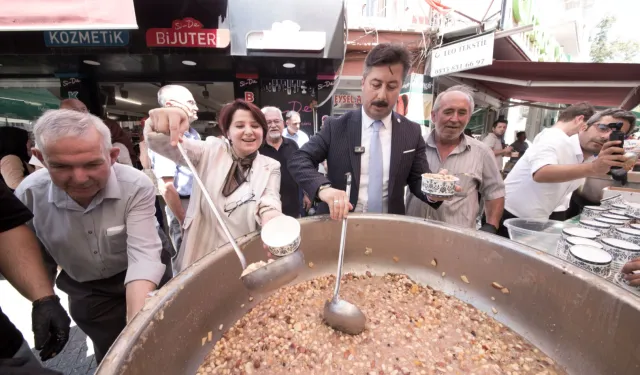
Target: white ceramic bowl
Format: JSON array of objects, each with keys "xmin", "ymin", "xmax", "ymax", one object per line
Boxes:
[
  {"xmin": 631, "ymin": 223, "xmax": 640, "ymax": 231},
  {"xmin": 611, "ymin": 227, "xmax": 640, "ymax": 247},
  {"xmin": 627, "ymin": 202, "xmax": 640, "ymax": 217},
  {"xmin": 614, "ymin": 271, "xmax": 640, "ymax": 294},
  {"xmin": 600, "ymin": 237, "xmax": 640, "ymax": 264},
  {"xmin": 557, "ymin": 236, "xmax": 603, "ymax": 260},
  {"xmin": 611, "ymin": 202, "xmax": 628, "ymax": 211},
  {"xmin": 569, "ymin": 245, "xmax": 612, "ymax": 278},
  {"xmin": 579, "ymin": 219, "xmax": 611, "ymax": 236},
  {"xmin": 601, "ymin": 213, "xmax": 630, "ymax": 222},
  {"xmin": 595, "ymin": 217, "xmax": 625, "ymax": 235},
  {"xmin": 261, "ymin": 215, "xmax": 301, "ymax": 256},
  {"xmin": 608, "ymin": 209, "xmax": 630, "ymax": 217},
  {"xmin": 581, "ymin": 205, "xmax": 609, "ymax": 220},
  {"xmin": 600, "ymin": 194, "xmax": 624, "ymax": 208},
  {"xmin": 421, "ymin": 173, "xmax": 459, "ymax": 197}
]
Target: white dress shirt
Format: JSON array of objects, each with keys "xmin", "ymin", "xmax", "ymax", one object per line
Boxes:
[
  {"xmin": 504, "ymin": 128, "xmax": 586, "ymax": 219},
  {"xmin": 355, "ymin": 108, "xmax": 392, "ymax": 213}
]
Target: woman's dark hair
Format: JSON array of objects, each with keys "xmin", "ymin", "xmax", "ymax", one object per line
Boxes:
[
  {"xmin": 0, "ymin": 127, "xmax": 30, "ymax": 162},
  {"xmin": 363, "ymin": 43, "xmax": 412, "ymax": 81},
  {"xmin": 218, "ymin": 99, "xmax": 268, "ymax": 139}
]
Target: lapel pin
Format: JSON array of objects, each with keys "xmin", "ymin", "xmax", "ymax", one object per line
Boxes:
[
  {"xmin": 397, "ymin": 117, "xmax": 401, "ymax": 123},
  {"xmin": 354, "ymin": 146, "xmax": 365, "ymax": 154}
]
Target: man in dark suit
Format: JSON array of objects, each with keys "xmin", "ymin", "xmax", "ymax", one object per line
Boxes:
[{"xmin": 288, "ymin": 43, "xmax": 447, "ymax": 220}]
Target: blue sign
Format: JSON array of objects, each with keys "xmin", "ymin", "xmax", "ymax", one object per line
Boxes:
[{"xmin": 44, "ymin": 30, "xmax": 129, "ymax": 47}]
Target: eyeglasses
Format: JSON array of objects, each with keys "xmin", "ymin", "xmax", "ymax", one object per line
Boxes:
[
  {"xmin": 594, "ymin": 122, "xmax": 624, "ymax": 134},
  {"xmin": 266, "ymin": 119, "xmax": 283, "ymax": 125},
  {"xmin": 224, "ymin": 192, "xmax": 256, "ymax": 216}
]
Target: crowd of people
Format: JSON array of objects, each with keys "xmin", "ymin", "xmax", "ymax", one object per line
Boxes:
[{"xmin": 1, "ymin": 42, "xmax": 640, "ymax": 374}]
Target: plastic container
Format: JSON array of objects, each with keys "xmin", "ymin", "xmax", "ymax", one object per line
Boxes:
[{"xmin": 504, "ymin": 218, "xmax": 568, "ymax": 253}]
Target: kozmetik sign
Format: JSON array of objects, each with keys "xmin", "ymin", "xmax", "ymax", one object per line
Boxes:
[{"xmin": 145, "ymin": 17, "xmax": 230, "ymax": 48}]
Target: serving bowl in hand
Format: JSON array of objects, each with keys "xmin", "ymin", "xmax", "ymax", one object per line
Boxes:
[{"xmin": 421, "ymin": 173, "xmax": 459, "ymax": 197}]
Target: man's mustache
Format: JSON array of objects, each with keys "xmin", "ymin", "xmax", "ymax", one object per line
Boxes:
[{"xmin": 372, "ymin": 101, "xmax": 388, "ymax": 107}]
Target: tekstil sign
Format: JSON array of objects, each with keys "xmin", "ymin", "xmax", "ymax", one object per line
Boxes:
[
  {"xmin": 44, "ymin": 30, "xmax": 129, "ymax": 47},
  {"xmin": 430, "ymin": 32, "xmax": 495, "ymax": 77},
  {"xmin": 146, "ymin": 17, "xmax": 230, "ymax": 48}
]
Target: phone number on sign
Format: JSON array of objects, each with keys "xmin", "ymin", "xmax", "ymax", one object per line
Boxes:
[{"xmin": 433, "ymin": 59, "xmax": 486, "ymax": 76}]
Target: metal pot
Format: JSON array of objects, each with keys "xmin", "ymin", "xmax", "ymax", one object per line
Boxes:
[{"xmin": 97, "ymin": 215, "xmax": 640, "ymax": 375}]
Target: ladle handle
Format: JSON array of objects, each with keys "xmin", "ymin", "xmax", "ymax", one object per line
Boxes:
[
  {"xmin": 176, "ymin": 142, "xmax": 248, "ymax": 270},
  {"xmin": 332, "ymin": 173, "xmax": 352, "ymax": 300}
]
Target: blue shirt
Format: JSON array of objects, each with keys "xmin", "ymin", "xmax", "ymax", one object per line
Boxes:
[
  {"xmin": 282, "ymin": 129, "xmax": 310, "ymax": 147},
  {"xmin": 150, "ymin": 128, "xmax": 200, "ymax": 196}
]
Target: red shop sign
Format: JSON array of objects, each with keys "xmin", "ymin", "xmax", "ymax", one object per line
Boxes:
[{"xmin": 145, "ymin": 17, "xmax": 230, "ymax": 48}]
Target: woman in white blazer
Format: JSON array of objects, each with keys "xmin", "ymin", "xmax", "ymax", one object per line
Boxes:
[{"xmin": 145, "ymin": 99, "xmax": 283, "ymax": 272}]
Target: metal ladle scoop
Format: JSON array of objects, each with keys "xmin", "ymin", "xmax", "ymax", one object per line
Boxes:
[
  {"xmin": 323, "ymin": 173, "xmax": 366, "ymax": 335},
  {"xmin": 176, "ymin": 143, "xmax": 304, "ymax": 293}
]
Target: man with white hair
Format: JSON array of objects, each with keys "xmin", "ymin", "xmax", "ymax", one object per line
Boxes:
[
  {"xmin": 14, "ymin": 109, "xmax": 166, "ymax": 364},
  {"xmin": 405, "ymin": 85, "xmax": 505, "ymax": 232},
  {"xmin": 259, "ymin": 106, "xmax": 306, "ymax": 217},
  {"xmin": 149, "ymin": 85, "xmax": 201, "ymax": 254}
]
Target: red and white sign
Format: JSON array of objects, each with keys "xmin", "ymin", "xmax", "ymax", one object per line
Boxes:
[
  {"xmin": 334, "ymin": 94, "xmax": 362, "ymax": 106},
  {"xmin": 145, "ymin": 18, "xmax": 230, "ymax": 48},
  {"xmin": 1, "ymin": 0, "xmax": 137, "ymax": 31}
]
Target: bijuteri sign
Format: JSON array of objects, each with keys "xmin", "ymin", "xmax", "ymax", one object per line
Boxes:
[{"xmin": 145, "ymin": 18, "xmax": 230, "ymax": 48}]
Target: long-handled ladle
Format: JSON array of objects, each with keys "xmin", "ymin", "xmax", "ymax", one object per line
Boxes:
[
  {"xmin": 176, "ymin": 143, "xmax": 304, "ymax": 293},
  {"xmin": 323, "ymin": 173, "xmax": 366, "ymax": 335}
]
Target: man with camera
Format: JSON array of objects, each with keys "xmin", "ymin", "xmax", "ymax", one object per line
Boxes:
[{"xmin": 497, "ymin": 106, "xmax": 636, "ymax": 237}]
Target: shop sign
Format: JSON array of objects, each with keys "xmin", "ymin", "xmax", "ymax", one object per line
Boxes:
[
  {"xmin": 146, "ymin": 17, "xmax": 230, "ymax": 48},
  {"xmin": 430, "ymin": 32, "xmax": 494, "ymax": 77},
  {"xmin": 246, "ymin": 20, "xmax": 325, "ymax": 52},
  {"xmin": 333, "ymin": 92, "xmax": 362, "ymax": 109},
  {"xmin": 44, "ymin": 30, "xmax": 129, "ymax": 47}
]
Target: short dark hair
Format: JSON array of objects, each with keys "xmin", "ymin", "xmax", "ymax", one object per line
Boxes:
[
  {"xmin": 492, "ymin": 119, "xmax": 508, "ymax": 128},
  {"xmin": 586, "ymin": 108, "xmax": 637, "ymax": 135},
  {"xmin": 516, "ymin": 131, "xmax": 526, "ymax": 138},
  {"xmin": 363, "ymin": 43, "xmax": 411, "ymax": 81},
  {"xmin": 557, "ymin": 102, "xmax": 595, "ymax": 123},
  {"xmin": 218, "ymin": 99, "xmax": 268, "ymax": 138}
]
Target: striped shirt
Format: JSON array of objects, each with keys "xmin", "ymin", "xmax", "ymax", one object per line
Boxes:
[{"xmin": 405, "ymin": 133, "xmax": 505, "ymax": 229}]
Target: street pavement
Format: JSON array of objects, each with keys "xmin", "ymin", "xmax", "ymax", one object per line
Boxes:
[{"xmin": 1, "ymin": 277, "xmax": 97, "ymax": 375}]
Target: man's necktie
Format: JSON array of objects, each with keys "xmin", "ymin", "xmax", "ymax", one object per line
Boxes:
[{"xmin": 368, "ymin": 120, "xmax": 383, "ymax": 213}]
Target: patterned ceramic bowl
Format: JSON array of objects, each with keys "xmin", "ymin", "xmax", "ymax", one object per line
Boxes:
[
  {"xmin": 600, "ymin": 237, "xmax": 640, "ymax": 264},
  {"xmin": 568, "ymin": 245, "xmax": 612, "ymax": 279},
  {"xmin": 601, "ymin": 213, "xmax": 630, "ymax": 222},
  {"xmin": 608, "ymin": 209, "xmax": 631, "ymax": 217},
  {"xmin": 631, "ymin": 223, "xmax": 640, "ymax": 231},
  {"xmin": 613, "ymin": 271, "xmax": 640, "ymax": 295},
  {"xmin": 557, "ymin": 236, "xmax": 603, "ymax": 260},
  {"xmin": 557, "ymin": 227, "xmax": 599, "ymax": 259},
  {"xmin": 421, "ymin": 173, "xmax": 459, "ymax": 197},
  {"xmin": 611, "ymin": 202, "xmax": 628, "ymax": 211},
  {"xmin": 261, "ymin": 215, "xmax": 301, "ymax": 256},
  {"xmin": 579, "ymin": 219, "xmax": 611, "ymax": 236},
  {"xmin": 581, "ymin": 205, "xmax": 608, "ymax": 220},
  {"xmin": 600, "ymin": 194, "xmax": 624, "ymax": 208},
  {"xmin": 611, "ymin": 227, "xmax": 640, "ymax": 247},
  {"xmin": 627, "ymin": 202, "xmax": 640, "ymax": 217},
  {"xmin": 594, "ymin": 217, "xmax": 625, "ymax": 235}
]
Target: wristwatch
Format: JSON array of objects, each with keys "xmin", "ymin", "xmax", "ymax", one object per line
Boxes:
[{"xmin": 316, "ymin": 184, "xmax": 331, "ymax": 201}]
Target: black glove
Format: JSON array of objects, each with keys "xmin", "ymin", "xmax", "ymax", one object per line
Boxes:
[
  {"xmin": 0, "ymin": 358, "xmax": 63, "ymax": 375},
  {"xmin": 479, "ymin": 223, "xmax": 498, "ymax": 234},
  {"xmin": 32, "ymin": 295, "xmax": 71, "ymax": 361}
]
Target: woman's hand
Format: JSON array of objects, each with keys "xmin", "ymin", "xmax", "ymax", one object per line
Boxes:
[
  {"xmin": 261, "ymin": 209, "xmax": 283, "ymax": 252},
  {"xmin": 148, "ymin": 107, "xmax": 191, "ymax": 146}
]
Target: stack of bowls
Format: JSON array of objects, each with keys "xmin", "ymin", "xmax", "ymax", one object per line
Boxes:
[
  {"xmin": 608, "ymin": 209, "xmax": 630, "ymax": 217},
  {"xmin": 579, "ymin": 219, "xmax": 611, "ymax": 237},
  {"xmin": 594, "ymin": 217, "xmax": 626, "ymax": 234},
  {"xmin": 556, "ymin": 227, "xmax": 600, "ymax": 260},
  {"xmin": 610, "ymin": 227, "xmax": 640, "ymax": 246},
  {"xmin": 568, "ymin": 245, "xmax": 613, "ymax": 279},
  {"xmin": 581, "ymin": 205, "xmax": 609, "ymax": 220},
  {"xmin": 600, "ymin": 194, "xmax": 624, "ymax": 208},
  {"xmin": 599, "ymin": 238, "xmax": 640, "ymax": 280},
  {"xmin": 601, "ymin": 213, "xmax": 631, "ymax": 225}
]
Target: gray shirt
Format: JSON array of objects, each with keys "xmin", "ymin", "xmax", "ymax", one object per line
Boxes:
[
  {"xmin": 482, "ymin": 132, "xmax": 504, "ymax": 170},
  {"xmin": 14, "ymin": 163, "xmax": 165, "ymax": 285},
  {"xmin": 405, "ymin": 133, "xmax": 505, "ymax": 229}
]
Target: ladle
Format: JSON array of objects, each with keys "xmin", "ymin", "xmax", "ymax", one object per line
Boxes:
[
  {"xmin": 323, "ymin": 173, "xmax": 366, "ymax": 335},
  {"xmin": 176, "ymin": 143, "xmax": 303, "ymax": 293}
]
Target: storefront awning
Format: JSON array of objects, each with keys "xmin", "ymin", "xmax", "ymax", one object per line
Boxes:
[
  {"xmin": 0, "ymin": 0, "xmax": 138, "ymax": 31},
  {"xmin": 451, "ymin": 60, "xmax": 640, "ymax": 109}
]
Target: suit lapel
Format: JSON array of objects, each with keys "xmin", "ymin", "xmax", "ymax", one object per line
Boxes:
[
  {"xmin": 388, "ymin": 112, "xmax": 404, "ymax": 197},
  {"xmin": 347, "ymin": 110, "xmax": 363, "ymax": 193}
]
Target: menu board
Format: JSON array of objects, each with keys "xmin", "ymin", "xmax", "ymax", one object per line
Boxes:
[{"xmin": 259, "ymin": 79, "xmax": 333, "ymax": 136}]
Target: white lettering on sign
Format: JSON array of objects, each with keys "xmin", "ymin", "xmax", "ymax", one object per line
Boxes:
[
  {"xmin": 45, "ymin": 31, "xmax": 127, "ymax": 46},
  {"xmin": 68, "ymin": 91, "xmax": 79, "ymax": 99},
  {"xmin": 62, "ymin": 78, "xmax": 81, "ymax": 87},
  {"xmin": 430, "ymin": 32, "xmax": 495, "ymax": 77},
  {"xmin": 239, "ymin": 79, "xmax": 257, "ymax": 87}
]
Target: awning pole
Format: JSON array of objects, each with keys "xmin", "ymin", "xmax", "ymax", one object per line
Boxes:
[{"xmin": 451, "ymin": 72, "xmax": 640, "ymax": 88}]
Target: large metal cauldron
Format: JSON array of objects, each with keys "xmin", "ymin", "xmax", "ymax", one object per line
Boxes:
[{"xmin": 97, "ymin": 215, "xmax": 640, "ymax": 375}]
